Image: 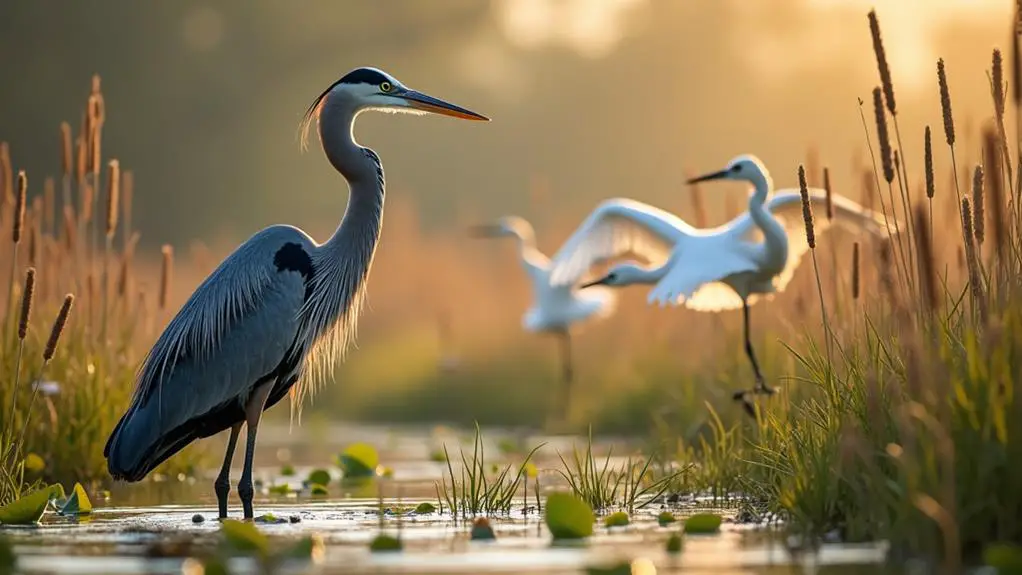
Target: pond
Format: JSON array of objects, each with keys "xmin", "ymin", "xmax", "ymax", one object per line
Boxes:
[{"xmin": 2, "ymin": 423, "xmax": 895, "ymax": 574}]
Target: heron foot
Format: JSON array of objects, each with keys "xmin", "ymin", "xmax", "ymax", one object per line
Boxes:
[
  {"xmin": 238, "ymin": 482, "xmax": 255, "ymax": 521},
  {"xmin": 732, "ymin": 381, "xmax": 777, "ymax": 417},
  {"xmin": 214, "ymin": 476, "xmax": 230, "ymax": 520}
]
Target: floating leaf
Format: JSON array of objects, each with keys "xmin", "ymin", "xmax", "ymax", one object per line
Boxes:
[
  {"xmin": 470, "ymin": 517, "xmax": 496, "ymax": 540},
  {"xmin": 603, "ymin": 511, "xmax": 629, "ymax": 528},
  {"xmin": 369, "ymin": 534, "xmax": 402, "ymax": 552},
  {"xmin": 306, "ymin": 468, "xmax": 330, "ymax": 486},
  {"xmin": 268, "ymin": 483, "xmax": 293, "ymax": 496},
  {"xmin": 339, "ymin": 443, "xmax": 379, "ymax": 478},
  {"xmin": 666, "ymin": 532, "xmax": 684, "ymax": 553},
  {"xmin": 0, "ymin": 484, "xmax": 63, "ymax": 525},
  {"xmin": 429, "ymin": 449, "xmax": 446, "ymax": 463},
  {"xmin": 255, "ymin": 513, "xmax": 287, "ymax": 525},
  {"xmin": 684, "ymin": 513, "xmax": 722, "ymax": 534},
  {"xmin": 58, "ymin": 483, "xmax": 93, "ymax": 516},
  {"xmin": 309, "ymin": 484, "xmax": 329, "ymax": 496},
  {"xmin": 221, "ymin": 519, "xmax": 269, "ymax": 556},
  {"xmin": 414, "ymin": 502, "xmax": 436, "ymax": 514},
  {"xmin": 280, "ymin": 464, "xmax": 296, "ymax": 477},
  {"xmin": 984, "ymin": 542, "xmax": 1022, "ymax": 573},
  {"xmin": 657, "ymin": 511, "xmax": 676, "ymax": 526},
  {"xmin": 544, "ymin": 492, "xmax": 594, "ymax": 540},
  {"xmin": 22, "ymin": 454, "xmax": 45, "ymax": 474}
]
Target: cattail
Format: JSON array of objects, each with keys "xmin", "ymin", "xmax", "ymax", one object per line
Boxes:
[
  {"xmin": 116, "ymin": 255, "xmax": 129, "ymax": 298},
  {"xmin": 993, "ymin": 49, "xmax": 1006, "ymax": 120},
  {"xmin": 868, "ymin": 9, "xmax": 897, "ymax": 115},
  {"xmin": 937, "ymin": 59, "xmax": 955, "ymax": 146},
  {"xmin": 13, "ymin": 171, "xmax": 26, "ymax": 244},
  {"xmin": 983, "ymin": 128, "xmax": 1007, "ymax": 255},
  {"xmin": 60, "ymin": 123, "xmax": 72, "ymax": 179},
  {"xmin": 18, "ymin": 268, "xmax": 35, "ymax": 340},
  {"xmin": 122, "ymin": 170, "xmax": 133, "ymax": 238},
  {"xmin": 43, "ymin": 177, "xmax": 55, "ymax": 234},
  {"xmin": 81, "ymin": 183, "xmax": 93, "ymax": 224},
  {"xmin": 924, "ymin": 126, "xmax": 934, "ymax": 199},
  {"xmin": 159, "ymin": 244, "xmax": 173, "ymax": 310},
  {"xmin": 0, "ymin": 142, "xmax": 10, "ymax": 206},
  {"xmin": 961, "ymin": 198, "xmax": 987, "ymax": 320},
  {"xmin": 873, "ymin": 87, "xmax": 894, "ymax": 183},
  {"xmin": 74, "ymin": 134, "xmax": 86, "ymax": 186},
  {"xmin": 62, "ymin": 206, "xmax": 76, "ymax": 253},
  {"xmin": 851, "ymin": 242, "xmax": 861, "ymax": 300},
  {"xmin": 87, "ymin": 95, "xmax": 104, "ymax": 174},
  {"xmin": 43, "ymin": 295, "xmax": 74, "ymax": 362},
  {"xmin": 798, "ymin": 165, "xmax": 815, "ymax": 249},
  {"xmin": 913, "ymin": 206, "xmax": 937, "ymax": 312},
  {"xmin": 105, "ymin": 159, "xmax": 120, "ymax": 238},
  {"xmin": 823, "ymin": 167, "xmax": 834, "ymax": 221},
  {"xmin": 972, "ymin": 165, "xmax": 985, "ymax": 245}
]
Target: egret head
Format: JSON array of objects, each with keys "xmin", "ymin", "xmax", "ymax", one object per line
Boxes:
[
  {"xmin": 687, "ymin": 154, "xmax": 769, "ymax": 186},
  {"xmin": 579, "ymin": 262, "xmax": 648, "ymax": 289},
  {"xmin": 301, "ymin": 67, "xmax": 488, "ymax": 146}
]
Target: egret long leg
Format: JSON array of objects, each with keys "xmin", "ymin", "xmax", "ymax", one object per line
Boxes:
[
  {"xmin": 558, "ymin": 330, "xmax": 574, "ymax": 420},
  {"xmin": 732, "ymin": 301, "xmax": 776, "ymax": 411},
  {"xmin": 237, "ymin": 381, "xmax": 274, "ymax": 521},
  {"xmin": 214, "ymin": 422, "xmax": 243, "ymax": 520}
]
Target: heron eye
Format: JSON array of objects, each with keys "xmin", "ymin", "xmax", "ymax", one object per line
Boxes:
[
  {"xmin": 732, "ymin": 164, "xmax": 742, "ymax": 172},
  {"xmin": 379, "ymin": 81, "xmax": 393, "ymax": 93}
]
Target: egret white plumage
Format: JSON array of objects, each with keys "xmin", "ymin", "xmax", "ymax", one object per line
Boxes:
[
  {"xmin": 551, "ymin": 154, "xmax": 892, "ymax": 413},
  {"xmin": 104, "ymin": 67, "xmax": 488, "ymax": 520},
  {"xmin": 469, "ymin": 216, "xmax": 616, "ymax": 421}
]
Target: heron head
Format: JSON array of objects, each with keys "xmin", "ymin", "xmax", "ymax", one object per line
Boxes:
[
  {"xmin": 579, "ymin": 262, "xmax": 646, "ymax": 289},
  {"xmin": 687, "ymin": 154, "xmax": 769, "ymax": 186},
  {"xmin": 313, "ymin": 67, "xmax": 489, "ymax": 121}
]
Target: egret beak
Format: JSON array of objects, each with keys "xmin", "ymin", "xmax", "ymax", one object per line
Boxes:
[
  {"xmin": 687, "ymin": 168, "xmax": 730, "ymax": 185},
  {"xmin": 467, "ymin": 224, "xmax": 502, "ymax": 238},
  {"xmin": 399, "ymin": 89, "xmax": 490, "ymax": 121},
  {"xmin": 579, "ymin": 277, "xmax": 609, "ymax": 289}
]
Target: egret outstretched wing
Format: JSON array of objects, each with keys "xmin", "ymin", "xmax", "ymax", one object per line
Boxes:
[
  {"xmin": 647, "ymin": 248, "xmax": 758, "ymax": 307},
  {"xmin": 549, "ymin": 198, "xmax": 688, "ymax": 287}
]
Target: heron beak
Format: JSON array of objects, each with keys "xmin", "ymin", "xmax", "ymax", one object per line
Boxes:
[
  {"xmin": 399, "ymin": 89, "xmax": 490, "ymax": 121},
  {"xmin": 579, "ymin": 277, "xmax": 608, "ymax": 289},
  {"xmin": 467, "ymin": 224, "xmax": 501, "ymax": 238},
  {"xmin": 687, "ymin": 168, "xmax": 730, "ymax": 185}
]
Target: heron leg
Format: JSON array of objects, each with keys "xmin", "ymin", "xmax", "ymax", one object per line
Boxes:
[
  {"xmin": 214, "ymin": 422, "xmax": 243, "ymax": 520},
  {"xmin": 237, "ymin": 381, "xmax": 273, "ymax": 521},
  {"xmin": 733, "ymin": 301, "xmax": 776, "ymax": 404}
]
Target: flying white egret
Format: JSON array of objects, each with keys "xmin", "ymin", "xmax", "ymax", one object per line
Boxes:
[
  {"xmin": 469, "ymin": 216, "xmax": 616, "ymax": 422},
  {"xmin": 550, "ymin": 154, "xmax": 892, "ymax": 413},
  {"xmin": 105, "ymin": 67, "xmax": 488, "ymax": 520}
]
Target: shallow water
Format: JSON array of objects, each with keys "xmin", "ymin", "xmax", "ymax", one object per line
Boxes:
[{"xmin": 3, "ymin": 424, "xmax": 897, "ymax": 574}]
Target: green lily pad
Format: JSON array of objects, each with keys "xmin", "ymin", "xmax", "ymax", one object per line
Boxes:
[
  {"xmin": 58, "ymin": 483, "xmax": 93, "ymax": 516},
  {"xmin": 22, "ymin": 453, "xmax": 45, "ymax": 474},
  {"xmin": 306, "ymin": 468, "xmax": 330, "ymax": 486},
  {"xmin": 280, "ymin": 464, "xmax": 295, "ymax": 476},
  {"xmin": 0, "ymin": 484, "xmax": 64, "ymax": 525},
  {"xmin": 544, "ymin": 492, "xmax": 594, "ymax": 540},
  {"xmin": 414, "ymin": 502, "xmax": 436, "ymax": 514},
  {"xmin": 984, "ymin": 542, "xmax": 1022, "ymax": 573},
  {"xmin": 657, "ymin": 511, "xmax": 676, "ymax": 526},
  {"xmin": 309, "ymin": 484, "xmax": 329, "ymax": 496},
  {"xmin": 684, "ymin": 513, "xmax": 722, "ymax": 534},
  {"xmin": 603, "ymin": 511, "xmax": 629, "ymax": 528},
  {"xmin": 268, "ymin": 483, "xmax": 293, "ymax": 496},
  {"xmin": 666, "ymin": 532, "xmax": 684, "ymax": 553},
  {"xmin": 254, "ymin": 513, "xmax": 287, "ymax": 524},
  {"xmin": 470, "ymin": 517, "xmax": 496, "ymax": 540},
  {"xmin": 339, "ymin": 443, "xmax": 378, "ymax": 478},
  {"xmin": 369, "ymin": 534, "xmax": 402, "ymax": 552},
  {"xmin": 428, "ymin": 449, "xmax": 447, "ymax": 463},
  {"xmin": 221, "ymin": 519, "xmax": 269, "ymax": 556}
]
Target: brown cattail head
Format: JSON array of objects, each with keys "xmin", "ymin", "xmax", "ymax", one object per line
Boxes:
[
  {"xmin": 852, "ymin": 242, "xmax": 861, "ymax": 300},
  {"xmin": 43, "ymin": 177, "xmax": 55, "ymax": 233},
  {"xmin": 74, "ymin": 133, "xmax": 87, "ymax": 186},
  {"xmin": 13, "ymin": 170, "xmax": 26, "ymax": 244},
  {"xmin": 868, "ymin": 9, "xmax": 897, "ymax": 115},
  {"xmin": 43, "ymin": 294, "xmax": 74, "ymax": 362},
  {"xmin": 873, "ymin": 87, "xmax": 894, "ymax": 183},
  {"xmin": 823, "ymin": 167, "xmax": 834, "ymax": 221},
  {"xmin": 993, "ymin": 48, "xmax": 1006, "ymax": 120},
  {"xmin": 972, "ymin": 165, "xmax": 985, "ymax": 245},
  {"xmin": 924, "ymin": 126, "xmax": 934, "ymax": 199},
  {"xmin": 105, "ymin": 159, "xmax": 120, "ymax": 238},
  {"xmin": 159, "ymin": 244, "xmax": 173, "ymax": 310},
  {"xmin": 0, "ymin": 142, "xmax": 10, "ymax": 206},
  {"xmin": 60, "ymin": 122, "xmax": 73, "ymax": 178},
  {"xmin": 799, "ymin": 165, "xmax": 816, "ymax": 249},
  {"xmin": 913, "ymin": 205, "xmax": 938, "ymax": 312},
  {"xmin": 983, "ymin": 128, "xmax": 1007, "ymax": 255},
  {"xmin": 81, "ymin": 183, "xmax": 94, "ymax": 224},
  {"xmin": 18, "ymin": 267, "xmax": 35, "ymax": 340},
  {"xmin": 962, "ymin": 197, "xmax": 975, "ymax": 248},
  {"xmin": 937, "ymin": 58, "xmax": 955, "ymax": 146}
]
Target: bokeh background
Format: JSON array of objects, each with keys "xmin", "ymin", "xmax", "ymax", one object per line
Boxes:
[{"xmin": 0, "ymin": 0, "xmax": 1013, "ymax": 435}]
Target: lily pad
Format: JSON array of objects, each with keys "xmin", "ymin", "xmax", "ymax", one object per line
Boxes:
[
  {"xmin": 255, "ymin": 513, "xmax": 287, "ymax": 525},
  {"xmin": 0, "ymin": 484, "xmax": 64, "ymax": 525},
  {"xmin": 666, "ymin": 532, "xmax": 684, "ymax": 553},
  {"xmin": 414, "ymin": 502, "xmax": 436, "ymax": 514},
  {"xmin": 984, "ymin": 542, "xmax": 1022, "ymax": 573},
  {"xmin": 58, "ymin": 483, "xmax": 93, "ymax": 516},
  {"xmin": 306, "ymin": 468, "xmax": 330, "ymax": 486},
  {"xmin": 369, "ymin": 534, "xmax": 402, "ymax": 552},
  {"xmin": 309, "ymin": 484, "xmax": 329, "ymax": 496},
  {"xmin": 544, "ymin": 492, "xmax": 594, "ymax": 540},
  {"xmin": 428, "ymin": 449, "xmax": 446, "ymax": 463},
  {"xmin": 684, "ymin": 513, "xmax": 722, "ymax": 534},
  {"xmin": 339, "ymin": 443, "xmax": 378, "ymax": 478},
  {"xmin": 603, "ymin": 511, "xmax": 629, "ymax": 527},
  {"xmin": 470, "ymin": 517, "xmax": 496, "ymax": 540},
  {"xmin": 280, "ymin": 464, "xmax": 295, "ymax": 477},
  {"xmin": 220, "ymin": 519, "xmax": 269, "ymax": 556},
  {"xmin": 268, "ymin": 483, "xmax": 293, "ymax": 496},
  {"xmin": 22, "ymin": 454, "xmax": 45, "ymax": 474},
  {"xmin": 657, "ymin": 511, "xmax": 676, "ymax": 526}
]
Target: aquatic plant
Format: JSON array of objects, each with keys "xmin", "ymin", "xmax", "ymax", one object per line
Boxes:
[
  {"xmin": 544, "ymin": 492, "xmax": 594, "ymax": 540},
  {"xmin": 337, "ymin": 442, "xmax": 379, "ymax": 478},
  {"xmin": 683, "ymin": 513, "xmax": 722, "ymax": 534}
]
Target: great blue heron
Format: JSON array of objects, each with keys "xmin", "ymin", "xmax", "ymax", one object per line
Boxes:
[
  {"xmin": 551, "ymin": 155, "xmax": 893, "ymax": 414},
  {"xmin": 104, "ymin": 67, "xmax": 488, "ymax": 520},
  {"xmin": 467, "ymin": 216, "xmax": 616, "ymax": 424}
]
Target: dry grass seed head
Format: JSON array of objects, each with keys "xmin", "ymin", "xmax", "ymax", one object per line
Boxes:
[
  {"xmin": 924, "ymin": 126, "xmax": 934, "ymax": 199},
  {"xmin": 938, "ymin": 58, "xmax": 956, "ymax": 146},
  {"xmin": 19, "ymin": 267, "xmax": 35, "ymax": 340},
  {"xmin": 105, "ymin": 159, "xmax": 120, "ymax": 237},
  {"xmin": 972, "ymin": 165, "xmax": 985, "ymax": 245},
  {"xmin": 869, "ymin": 9, "xmax": 897, "ymax": 115},
  {"xmin": 913, "ymin": 206, "xmax": 937, "ymax": 313},
  {"xmin": 993, "ymin": 48, "xmax": 1006, "ymax": 119},
  {"xmin": 982, "ymin": 128, "xmax": 1007, "ymax": 257},
  {"xmin": 13, "ymin": 170, "xmax": 26, "ymax": 244},
  {"xmin": 798, "ymin": 165, "xmax": 816, "ymax": 248},
  {"xmin": 852, "ymin": 241, "xmax": 861, "ymax": 300},
  {"xmin": 44, "ymin": 294, "xmax": 74, "ymax": 362},
  {"xmin": 873, "ymin": 87, "xmax": 895, "ymax": 183},
  {"xmin": 823, "ymin": 166, "xmax": 834, "ymax": 220}
]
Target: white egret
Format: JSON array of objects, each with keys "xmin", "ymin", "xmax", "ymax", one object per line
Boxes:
[
  {"xmin": 549, "ymin": 154, "xmax": 892, "ymax": 413},
  {"xmin": 469, "ymin": 216, "xmax": 616, "ymax": 422}
]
